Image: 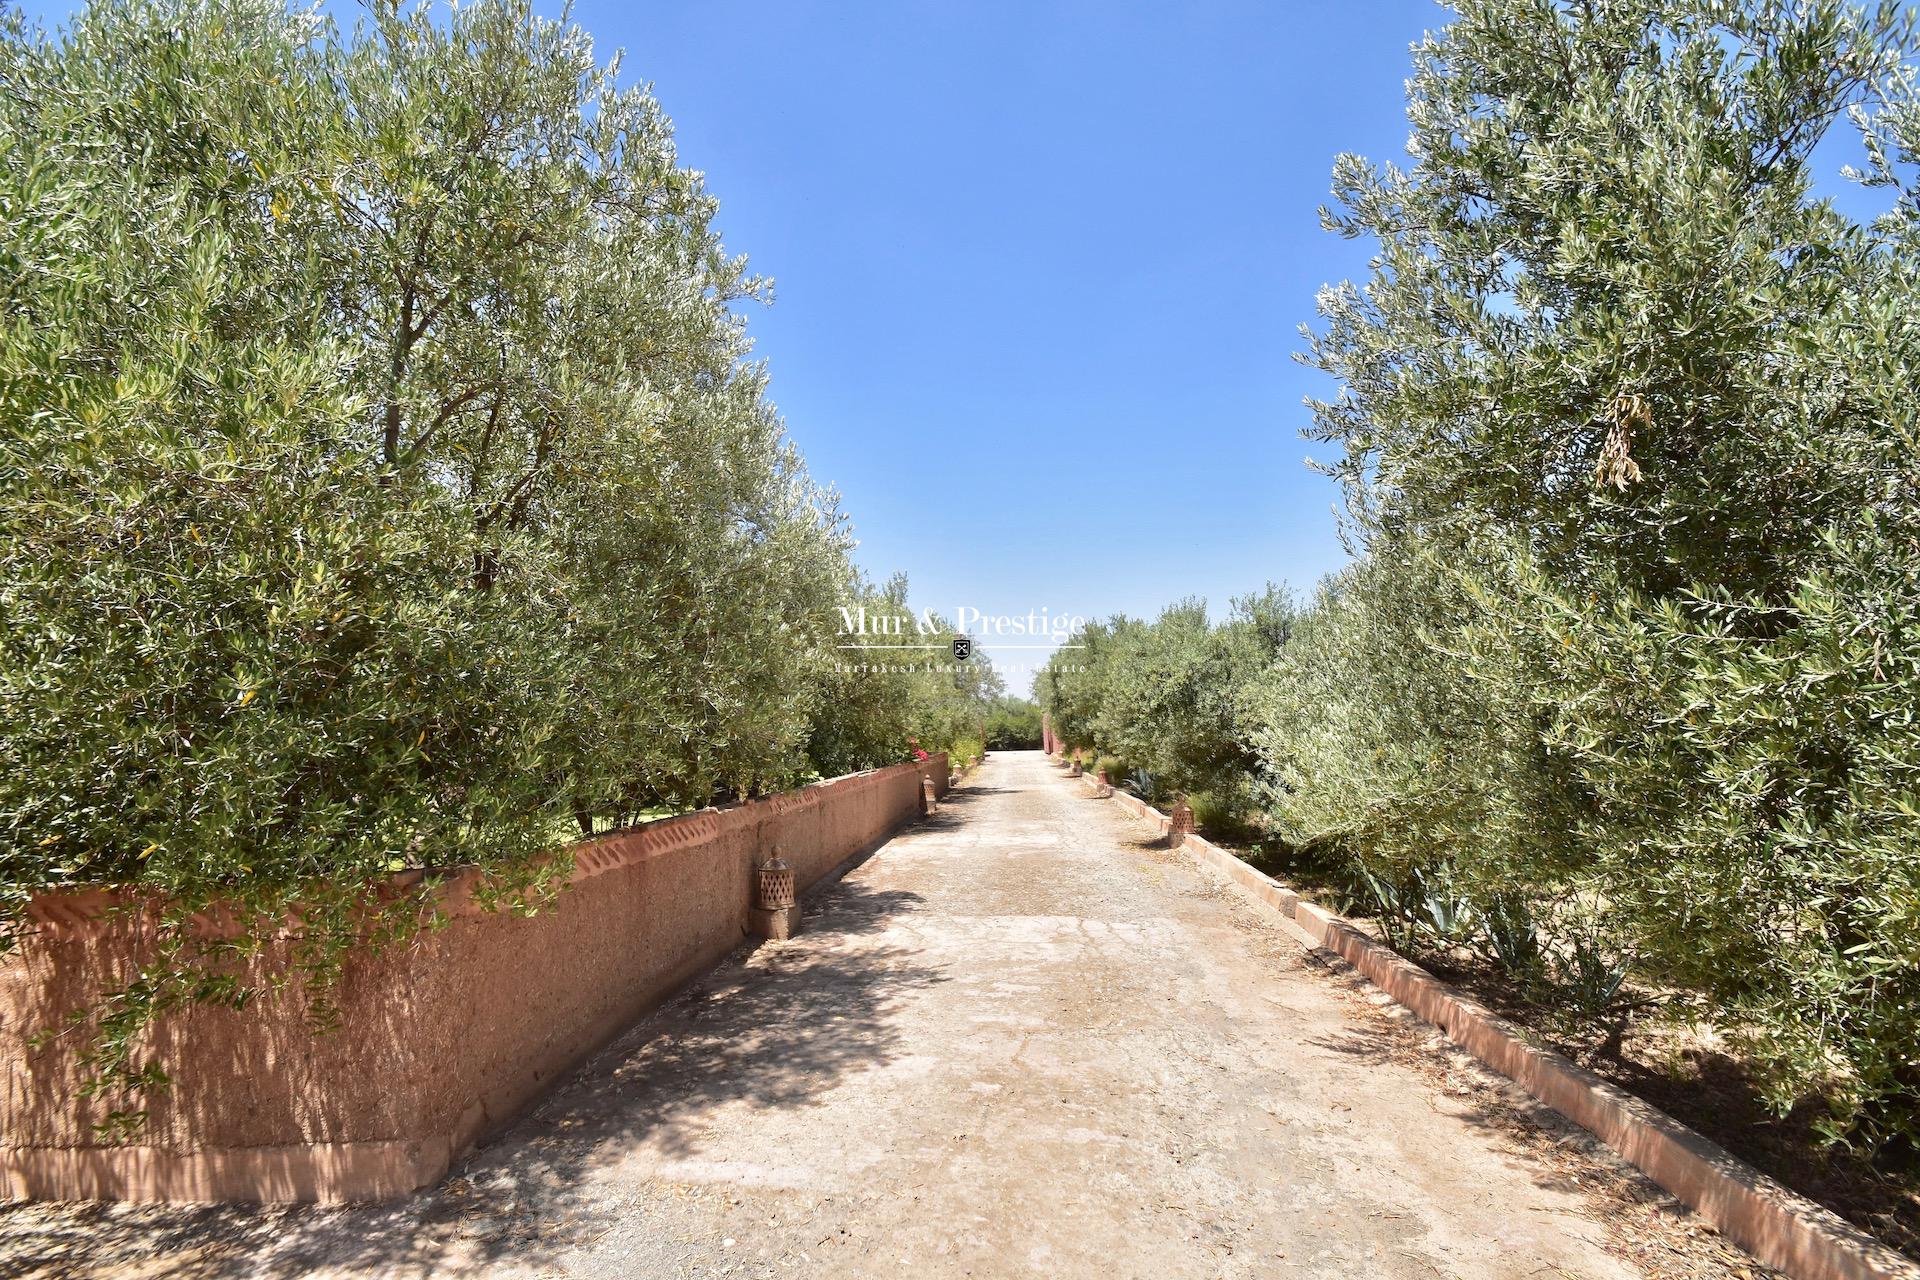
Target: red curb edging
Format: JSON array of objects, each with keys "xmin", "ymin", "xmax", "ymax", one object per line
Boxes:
[{"xmin": 1054, "ymin": 757, "xmax": 1920, "ymax": 1280}]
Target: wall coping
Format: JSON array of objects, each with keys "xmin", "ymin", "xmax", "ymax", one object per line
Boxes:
[{"xmin": 16, "ymin": 756, "xmax": 948, "ymax": 940}]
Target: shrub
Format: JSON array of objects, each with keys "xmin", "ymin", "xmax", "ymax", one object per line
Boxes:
[
  {"xmin": 1038, "ymin": 587, "xmax": 1292, "ymax": 824},
  {"xmin": 1271, "ymin": 0, "xmax": 1920, "ymax": 1146},
  {"xmin": 0, "ymin": 0, "xmax": 998, "ymax": 1127},
  {"xmin": 1185, "ymin": 791, "xmax": 1260, "ymax": 844},
  {"xmin": 984, "ymin": 696, "xmax": 1043, "ymax": 749}
]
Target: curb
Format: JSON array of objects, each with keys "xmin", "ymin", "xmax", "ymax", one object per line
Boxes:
[{"xmin": 1054, "ymin": 756, "xmax": 1920, "ymax": 1280}]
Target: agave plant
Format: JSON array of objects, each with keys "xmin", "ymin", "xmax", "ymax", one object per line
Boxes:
[
  {"xmin": 1409, "ymin": 866, "xmax": 1476, "ymax": 946},
  {"xmin": 1552, "ymin": 937, "xmax": 1632, "ymax": 1017},
  {"xmin": 1481, "ymin": 896, "xmax": 1543, "ymax": 978},
  {"xmin": 1358, "ymin": 868, "xmax": 1419, "ymax": 950}
]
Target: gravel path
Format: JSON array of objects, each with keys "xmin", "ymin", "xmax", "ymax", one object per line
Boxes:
[{"xmin": 2, "ymin": 751, "xmax": 1759, "ymax": 1278}]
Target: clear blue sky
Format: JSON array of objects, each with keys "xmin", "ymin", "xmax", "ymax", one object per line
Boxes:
[
  {"xmin": 568, "ymin": 0, "xmax": 1443, "ymax": 688},
  {"xmin": 17, "ymin": 0, "xmax": 1885, "ymax": 691}
]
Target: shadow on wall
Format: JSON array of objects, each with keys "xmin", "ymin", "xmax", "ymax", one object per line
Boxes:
[
  {"xmin": 1, "ymin": 759, "xmax": 945, "ymax": 1205},
  {"xmin": 0, "ymin": 877, "xmax": 939, "ymax": 1278},
  {"xmin": 1, "ymin": 819, "xmax": 763, "ymax": 1175}
]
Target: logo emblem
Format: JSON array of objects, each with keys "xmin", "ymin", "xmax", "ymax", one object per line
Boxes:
[{"xmin": 951, "ymin": 636, "xmax": 972, "ymax": 661}]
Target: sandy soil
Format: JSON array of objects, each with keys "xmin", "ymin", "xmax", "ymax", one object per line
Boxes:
[{"xmin": 0, "ymin": 751, "xmax": 1772, "ymax": 1278}]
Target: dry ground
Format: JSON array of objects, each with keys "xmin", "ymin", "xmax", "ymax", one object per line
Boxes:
[{"xmin": 0, "ymin": 751, "xmax": 1773, "ymax": 1278}]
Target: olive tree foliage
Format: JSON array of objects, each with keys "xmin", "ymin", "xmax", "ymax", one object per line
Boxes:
[
  {"xmin": 311, "ymin": 0, "xmax": 856, "ymax": 818},
  {"xmin": 1039, "ymin": 588, "xmax": 1293, "ymax": 813},
  {"xmin": 1305, "ymin": 0, "xmax": 1910, "ymax": 597},
  {"xmin": 983, "ymin": 696, "xmax": 1043, "ymax": 750},
  {"xmin": 0, "ymin": 0, "xmax": 922, "ymax": 1129},
  {"xmin": 1255, "ymin": 0, "xmax": 1920, "ymax": 1144},
  {"xmin": 804, "ymin": 574, "xmax": 1005, "ymax": 777},
  {"xmin": 1253, "ymin": 548, "xmax": 1582, "ymax": 886},
  {"xmin": 1034, "ymin": 617, "xmax": 1120, "ymax": 756},
  {"xmin": 909, "ymin": 637, "xmax": 1004, "ymax": 766}
]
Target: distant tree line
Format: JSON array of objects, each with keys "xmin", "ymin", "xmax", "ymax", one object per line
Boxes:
[
  {"xmin": 984, "ymin": 696, "xmax": 1043, "ymax": 750},
  {"xmin": 1043, "ymin": 0, "xmax": 1920, "ymax": 1150}
]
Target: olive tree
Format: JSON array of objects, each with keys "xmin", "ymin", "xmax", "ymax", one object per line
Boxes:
[
  {"xmin": 1270, "ymin": 0, "xmax": 1920, "ymax": 1143},
  {"xmin": 0, "ymin": 0, "xmax": 908, "ymax": 1129}
]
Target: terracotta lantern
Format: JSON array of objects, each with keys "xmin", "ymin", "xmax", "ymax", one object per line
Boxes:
[
  {"xmin": 923, "ymin": 774, "xmax": 938, "ymax": 814},
  {"xmin": 756, "ymin": 848, "xmax": 795, "ymax": 912},
  {"xmin": 1168, "ymin": 797, "xmax": 1195, "ymax": 843}
]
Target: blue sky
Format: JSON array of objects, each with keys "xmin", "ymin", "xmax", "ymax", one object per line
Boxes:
[
  {"xmin": 15, "ymin": 0, "xmax": 1889, "ymax": 691},
  {"xmin": 573, "ymin": 0, "xmax": 1442, "ymax": 689}
]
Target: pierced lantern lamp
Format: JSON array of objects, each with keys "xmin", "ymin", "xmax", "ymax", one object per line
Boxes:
[
  {"xmin": 1168, "ymin": 797, "xmax": 1195, "ymax": 844},
  {"xmin": 750, "ymin": 846, "xmax": 799, "ymax": 940},
  {"xmin": 756, "ymin": 847, "xmax": 795, "ymax": 912}
]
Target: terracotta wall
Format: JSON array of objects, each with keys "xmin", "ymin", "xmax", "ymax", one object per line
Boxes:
[{"xmin": 0, "ymin": 757, "xmax": 947, "ymax": 1204}]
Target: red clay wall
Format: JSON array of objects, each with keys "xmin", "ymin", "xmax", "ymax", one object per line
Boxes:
[{"xmin": 0, "ymin": 757, "xmax": 947, "ymax": 1204}]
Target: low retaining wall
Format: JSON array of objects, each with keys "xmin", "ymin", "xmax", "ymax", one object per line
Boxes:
[
  {"xmin": 0, "ymin": 757, "xmax": 948, "ymax": 1204},
  {"xmin": 1053, "ymin": 754, "xmax": 1920, "ymax": 1280}
]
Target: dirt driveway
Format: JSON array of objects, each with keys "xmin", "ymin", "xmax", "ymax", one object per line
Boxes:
[{"xmin": 0, "ymin": 751, "xmax": 1765, "ymax": 1278}]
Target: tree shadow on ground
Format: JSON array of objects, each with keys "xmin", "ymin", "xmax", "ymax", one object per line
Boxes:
[
  {"xmin": 1307, "ymin": 944, "xmax": 1920, "ymax": 1264},
  {"xmin": 0, "ymin": 879, "xmax": 940, "ymax": 1279},
  {"xmin": 910, "ymin": 786, "xmax": 1007, "ymax": 835},
  {"xmin": 1298, "ymin": 963, "xmax": 1823, "ymax": 1277}
]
